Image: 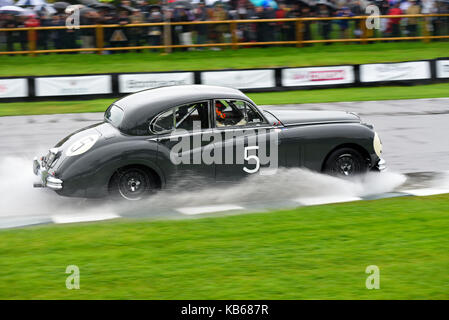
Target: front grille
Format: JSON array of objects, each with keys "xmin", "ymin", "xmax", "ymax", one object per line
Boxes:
[{"xmin": 43, "ymin": 148, "xmax": 59, "ymax": 169}]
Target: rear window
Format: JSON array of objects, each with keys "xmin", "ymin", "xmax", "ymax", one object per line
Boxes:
[{"xmin": 105, "ymin": 105, "xmax": 124, "ymax": 128}]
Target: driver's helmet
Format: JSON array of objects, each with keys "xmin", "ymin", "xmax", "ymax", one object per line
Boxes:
[{"xmin": 215, "ymin": 101, "xmax": 226, "ymax": 119}]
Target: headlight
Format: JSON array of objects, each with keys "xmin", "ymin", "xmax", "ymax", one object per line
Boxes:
[
  {"xmin": 66, "ymin": 135, "xmax": 99, "ymax": 157},
  {"xmin": 373, "ymin": 132, "xmax": 382, "ymax": 157}
]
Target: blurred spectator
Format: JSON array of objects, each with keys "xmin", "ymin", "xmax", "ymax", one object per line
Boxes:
[
  {"xmin": 147, "ymin": 8, "xmax": 162, "ymax": 50},
  {"xmin": 17, "ymin": 16, "xmax": 28, "ymax": 51},
  {"xmin": 38, "ymin": 12, "xmax": 51, "ymax": 51},
  {"xmin": 406, "ymin": 0, "xmax": 421, "ymax": 38},
  {"xmin": 388, "ymin": 2, "xmax": 402, "ymax": 37},
  {"xmin": 3, "ymin": 13, "xmax": 19, "ymax": 53},
  {"xmin": 285, "ymin": 3, "xmax": 300, "ymax": 41},
  {"xmin": 193, "ymin": 2, "xmax": 208, "ymax": 45},
  {"xmin": 377, "ymin": 0, "xmax": 391, "ymax": 36},
  {"xmin": 351, "ymin": 0, "xmax": 363, "ymax": 37},
  {"xmin": 212, "ymin": 3, "xmax": 228, "ymax": 46},
  {"xmin": 275, "ymin": 2, "xmax": 287, "ymax": 41},
  {"xmin": 176, "ymin": 8, "xmax": 193, "ymax": 49},
  {"xmin": 129, "ymin": 8, "xmax": 145, "ymax": 50},
  {"xmin": 300, "ymin": 5, "xmax": 313, "ymax": 43},
  {"xmin": 80, "ymin": 11, "xmax": 99, "ymax": 53},
  {"xmin": 110, "ymin": 10, "xmax": 130, "ymax": 52},
  {"xmin": 336, "ymin": 6, "xmax": 353, "ymax": 40},
  {"xmin": 1, "ymin": 0, "xmax": 448, "ymax": 54},
  {"xmin": 63, "ymin": 18, "xmax": 78, "ymax": 52},
  {"xmin": 50, "ymin": 14, "xmax": 64, "ymax": 50},
  {"xmin": 318, "ymin": 4, "xmax": 332, "ymax": 44},
  {"xmin": 24, "ymin": 13, "xmax": 39, "ymax": 51}
]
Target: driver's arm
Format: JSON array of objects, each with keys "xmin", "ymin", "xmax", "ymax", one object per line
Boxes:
[{"xmin": 235, "ymin": 118, "xmax": 247, "ymax": 126}]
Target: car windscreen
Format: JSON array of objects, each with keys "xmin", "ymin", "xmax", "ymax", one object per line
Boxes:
[{"xmin": 105, "ymin": 104, "xmax": 124, "ymax": 128}]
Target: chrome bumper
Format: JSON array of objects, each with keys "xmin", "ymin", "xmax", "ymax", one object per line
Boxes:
[
  {"xmin": 376, "ymin": 158, "xmax": 387, "ymax": 172},
  {"xmin": 33, "ymin": 157, "xmax": 63, "ymax": 190}
]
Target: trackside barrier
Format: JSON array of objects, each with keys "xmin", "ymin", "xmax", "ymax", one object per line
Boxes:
[{"xmin": 0, "ymin": 58, "xmax": 449, "ymax": 102}]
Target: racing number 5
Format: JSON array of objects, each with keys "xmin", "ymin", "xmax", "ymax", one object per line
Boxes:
[{"xmin": 243, "ymin": 146, "xmax": 260, "ymax": 174}]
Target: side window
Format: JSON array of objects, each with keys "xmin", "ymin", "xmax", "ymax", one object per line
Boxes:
[
  {"xmin": 175, "ymin": 102, "xmax": 209, "ymax": 131},
  {"xmin": 234, "ymin": 100, "xmax": 266, "ymax": 125},
  {"xmin": 215, "ymin": 99, "xmax": 266, "ymax": 127},
  {"xmin": 152, "ymin": 109, "xmax": 174, "ymax": 133},
  {"xmin": 151, "ymin": 101, "xmax": 210, "ymax": 134}
]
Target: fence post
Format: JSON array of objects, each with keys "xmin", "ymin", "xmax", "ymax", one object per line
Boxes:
[
  {"xmin": 230, "ymin": 21, "xmax": 238, "ymax": 49},
  {"xmin": 296, "ymin": 19, "xmax": 303, "ymax": 47},
  {"xmin": 360, "ymin": 17, "xmax": 367, "ymax": 44},
  {"xmin": 163, "ymin": 22, "xmax": 172, "ymax": 54},
  {"xmin": 422, "ymin": 16, "xmax": 430, "ymax": 43},
  {"xmin": 96, "ymin": 25, "xmax": 104, "ymax": 54},
  {"xmin": 28, "ymin": 28, "xmax": 37, "ymax": 56}
]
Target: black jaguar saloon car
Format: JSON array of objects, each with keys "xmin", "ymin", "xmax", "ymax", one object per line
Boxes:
[{"xmin": 33, "ymin": 85, "xmax": 385, "ymax": 200}]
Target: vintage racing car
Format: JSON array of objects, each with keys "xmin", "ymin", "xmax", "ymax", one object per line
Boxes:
[{"xmin": 33, "ymin": 85, "xmax": 385, "ymax": 200}]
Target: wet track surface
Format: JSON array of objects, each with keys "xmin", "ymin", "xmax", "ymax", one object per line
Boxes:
[{"xmin": 1, "ymin": 98, "xmax": 448, "ymax": 228}]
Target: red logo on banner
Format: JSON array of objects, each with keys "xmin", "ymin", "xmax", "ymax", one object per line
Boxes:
[
  {"xmin": 309, "ymin": 70, "xmax": 345, "ymax": 81},
  {"xmin": 293, "ymin": 70, "xmax": 346, "ymax": 81}
]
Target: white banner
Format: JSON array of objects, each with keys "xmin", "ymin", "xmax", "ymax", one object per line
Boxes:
[
  {"xmin": 0, "ymin": 78, "xmax": 28, "ymax": 98},
  {"xmin": 119, "ymin": 72, "xmax": 195, "ymax": 93},
  {"xmin": 201, "ymin": 69, "xmax": 275, "ymax": 89},
  {"xmin": 436, "ymin": 60, "xmax": 449, "ymax": 79},
  {"xmin": 360, "ymin": 61, "xmax": 431, "ymax": 82},
  {"xmin": 35, "ymin": 75, "xmax": 112, "ymax": 97},
  {"xmin": 282, "ymin": 66, "xmax": 354, "ymax": 87}
]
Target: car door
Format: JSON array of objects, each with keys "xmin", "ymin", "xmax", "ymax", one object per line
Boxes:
[
  {"xmin": 151, "ymin": 101, "xmax": 215, "ymax": 186},
  {"xmin": 213, "ymin": 99, "xmax": 280, "ymax": 182}
]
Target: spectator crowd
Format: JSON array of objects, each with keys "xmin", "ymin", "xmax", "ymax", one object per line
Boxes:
[{"xmin": 0, "ymin": 0, "xmax": 448, "ymax": 53}]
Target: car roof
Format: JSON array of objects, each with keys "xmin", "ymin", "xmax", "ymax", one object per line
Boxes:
[{"xmin": 114, "ymin": 85, "xmax": 253, "ymax": 134}]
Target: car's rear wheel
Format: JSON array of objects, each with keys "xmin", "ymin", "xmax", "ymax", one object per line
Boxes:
[
  {"xmin": 323, "ymin": 147, "xmax": 368, "ymax": 176},
  {"xmin": 109, "ymin": 167, "xmax": 154, "ymax": 200}
]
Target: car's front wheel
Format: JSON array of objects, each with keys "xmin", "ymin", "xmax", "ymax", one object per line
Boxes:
[
  {"xmin": 109, "ymin": 167, "xmax": 154, "ymax": 200},
  {"xmin": 323, "ymin": 147, "xmax": 368, "ymax": 177}
]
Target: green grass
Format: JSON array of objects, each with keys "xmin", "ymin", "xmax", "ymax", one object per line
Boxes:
[
  {"xmin": 1, "ymin": 82, "xmax": 448, "ymax": 117},
  {"xmin": 1, "ymin": 42, "xmax": 448, "ymax": 76},
  {"xmin": 0, "ymin": 194, "xmax": 448, "ymax": 299}
]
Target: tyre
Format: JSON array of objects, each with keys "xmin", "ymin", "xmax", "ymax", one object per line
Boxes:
[
  {"xmin": 109, "ymin": 167, "xmax": 154, "ymax": 200},
  {"xmin": 323, "ymin": 147, "xmax": 368, "ymax": 176}
]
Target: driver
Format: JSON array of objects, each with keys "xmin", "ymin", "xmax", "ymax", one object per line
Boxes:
[
  {"xmin": 215, "ymin": 101, "xmax": 247, "ymax": 127},
  {"xmin": 215, "ymin": 101, "xmax": 227, "ymax": 127}
]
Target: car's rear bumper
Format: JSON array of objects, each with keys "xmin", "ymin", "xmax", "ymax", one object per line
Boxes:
[{"xmin": 33, "ymin": 157, "xmax": 63, "ymax": 190}]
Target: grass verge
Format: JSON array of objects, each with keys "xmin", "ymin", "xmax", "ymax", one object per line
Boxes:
[
  {"xmin": 0, "ymin": 194, "xmax": 448, "ymax": 299},
  {"xmin": 1, "ymin": 42, "xmax": 448, "ymax": 76},
  {"xmin": 1, "ymin": 82, "xmax": 448, "ymax": 117}
]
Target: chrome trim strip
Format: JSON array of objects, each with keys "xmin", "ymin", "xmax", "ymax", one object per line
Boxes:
[
  {"xmin": 284, "ymin": 120, "xmax": 360, "ymax": 127},
  {"xmin": 150, "ymin": 127, "xmax": 280, "ymax": 141}
]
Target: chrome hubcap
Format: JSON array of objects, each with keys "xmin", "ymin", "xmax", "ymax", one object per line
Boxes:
[
  {"xmin": 336, "ymin": 154, "xmax": 355, "ymax": 176},
  {"xmin": 128, "ymin": 178, "xmax": 141, "ymax": 192},
  {"xmin": 118, "ymin": 170, "xmax": 148, "ymax": 200}
]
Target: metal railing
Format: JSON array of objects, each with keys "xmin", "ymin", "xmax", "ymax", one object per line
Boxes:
[{"xmin": 0, "ymin": 14, "xmax": 448, "ymax": 55}]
